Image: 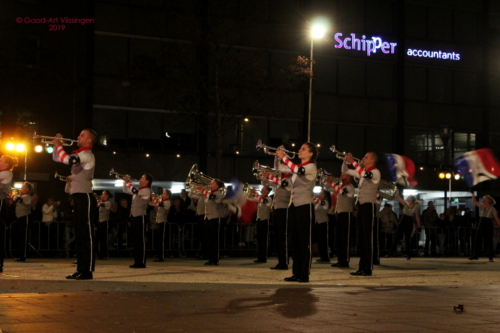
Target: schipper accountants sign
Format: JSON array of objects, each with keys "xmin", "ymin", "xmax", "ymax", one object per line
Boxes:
[{"xmin": 333, "ymin": 32, "xmax": 460, "ymax": 61}]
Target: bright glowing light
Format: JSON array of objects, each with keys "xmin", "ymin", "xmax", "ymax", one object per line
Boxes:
[
  {"xmin": 445, "ymin": 173, "xmax": 452, "ymax": 179},
  {"xmin": 420, "ymin": 167, "xmax": 424, "ymax": 170},
  {"xmin": 16, "ymin": 143, "xmax": 25, "ymax": 152},
  {"xmin": 316, "ymin": 144, "xmax": 321, "ymax": 148},
  {"xmin": 244, "ymin": 118, "xmax": 249, "ymax": 122},
  {"xmin": 438, "ymin": 173, "xmax": 445, "ymax": 179},
  {"xmin": 311, "ymin": 17, "xmax": 329, "ymax": 38},
  {"xmin": 176, "ymin": 154, "xmax": 180, "ymax": 158},
  {"xmin": 236, "ymin": 151, "xmax": 240, "ymax": 155},
  {"xmin": 113, "ymin": 151, "xmax": 116, "ymax": 155},
  {"xmin": 403, "ymin": 189, "xmax": 418, "ymax": 196},
  {"xmin": 291, "ymin": 143, "xmax": 295, "ymax": 147},
  {"xmin": 6, "ymin": 143, "xmax": 14, "ymax": 151},
  {"xmin": 454, "ymin": 173, "xmax": 460, "ymax": 180},
  {"xmin": 13, "ymin": 182, "xmax": 23, "ymax": 189},
  {"xmin": 146, "ymin": 154, "xmax": 150, "ymax": 157},
  {"xmin": 46, "ymin": 146, "xmax": 54, "ymax": 154},
  {"xmin": 35, "ymin": 145, "xmax": 43, "ymax": 153}
]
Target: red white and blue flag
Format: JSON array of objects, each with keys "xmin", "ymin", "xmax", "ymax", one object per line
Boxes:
[
  {"xmin": 453, "ymin": 148, "xmax": 500, "ymax": 188},
  {"xmin": 384, "ymin": 154, "xmax": 418, "ymax": 188}
]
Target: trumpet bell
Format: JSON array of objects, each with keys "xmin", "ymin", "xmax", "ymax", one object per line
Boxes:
[
  {"xmin": 378, "ymin": 180, "xmax": 398, "ymax": 200},
  {"xmin": 253, "ymin": 160, "xmax": 281, "ymax": 181}
]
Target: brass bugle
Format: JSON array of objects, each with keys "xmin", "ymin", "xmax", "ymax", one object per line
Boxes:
[
  {"xmin": 54, "ymin": 171, "xmax": 69, "ymax": 182},
  {"xmin": 109, "ymin": 168, "xmax": 138, "ymax": 182},
  {"xmin": 33, "ymin": 132, "xmax": 76, "ymax": 146},
  {"xmin": 317, "ymin": 168, "xmax": 342, "ymax": 191},
  {"xmin": 256, "ymin": 140, "xmax": 297, "ymax": 159},
  {"xmin": 329, "ymin": 145, "xmax": 363, "ymax": 164},
  {"xmin": 252, "ymin": 160, "xmax": 282, "ymax": 181}
]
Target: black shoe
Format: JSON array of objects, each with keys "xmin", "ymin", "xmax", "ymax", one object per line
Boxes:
[
  {"xmin": 14, "ymin": 258, "xmax": 26, "ymax": 262},
  {"xmin": 297, "ymin": 276, "xmax": 309, "ymax": 283},
  {"xmin": 489, "ymin": 258, "xmax": 494, "ymax": 262},
  {"xmin": 469, "ymin": 257, "xmax": 478, "ymax": 260},
  {"xmin": 0, "ymin": 266, "xmax": 3, "ymax": 273},
  {"xmin": 406, "ymin": 256, "xmax": 411, "ymax": 260},
  {"xmin": 75, "ymin": 272, "xmax": 93, "ymax": 280},
  {"xmin": 211, "ymin": 261, "xmax": 219, "ymax": 266},
  {"xmin": 270, "ymin": 265, "xmax": 288, "ymax": 270},
  {"xmin": 204, "ymin": 261, "xmax": 213, "ymax": 266},
  {"xmin": 66, "ymin": 272, "xmax": 79, "ymax": 279},
  {"xmin": 129, "ymin": 264, "xmax": 146, "ymax": 268},
  {"xmin": 97, "ymin": 257, "xmax": 108, "ymax": 260},
  {"xmin": 153, "ymin": 258, "xmax": 164, "ymax": 262},
  {"xmin": 284, "ymin": 275, "xmax": 299, "ymax": 282},
  {"xmin": 253, "ymin": 259, "xmax": 266, "ymax": 263},
  {"xmin": 331, "ymin": 262, "xmax": 349, "ymax": 268},
  {"xmin": 72, "ymin": 261, "xmax": 78, "ymax": 265},
  {"xmin": 350, "ymin": 270, "xmax": 372, "ymax": 276}
]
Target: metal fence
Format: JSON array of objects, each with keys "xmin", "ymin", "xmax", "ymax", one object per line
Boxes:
[{"xmin": 3, "ymin": 220, "xmax": 496, "ymax": 259}]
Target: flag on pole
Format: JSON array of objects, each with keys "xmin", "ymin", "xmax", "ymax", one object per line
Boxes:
[
  {"xmin": 384, "ymin": 154, "xmax": 418, "ymax": 187},
  {"xmin": 453, "ymin": 148, "xmax": 500, "ymax": 188}
]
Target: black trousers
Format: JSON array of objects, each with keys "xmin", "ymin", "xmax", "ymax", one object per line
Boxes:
[
  {"xmin": 288, "ymin": 203, "xmax": 313, "ymax": 277},
  {"xmin": 373, "ymin": 217, "xmax": 380, "ymax": 263},
  {"xmin": 155, "ymin": 222, "xmax": 166, "ymax": 260},
  {"xmin": 424, "ymin": 227, "xmax": 438, "ymax": 254},
  {"xmin": 379, "ymin": 231, "xmax": 393, "ymax": 255},
  {"xmin": 73, "ymin": 193, "xmax": 97, "ymax": 273},
  {"xmin": 131, "ymin": 215, "xmax": 147, "ymax": 266},
  {"xmin": 256, "ymin": 219, "xmax": 269, "ymax": 261},
  {"xmin": 391, "ymin": 215, "xmax": 413, "ymax": 256},
  {"xmin": 357, "ymin": 203, "xmax": 375, "ymax": 272},
  {"xmin": 473, "ymin": 218, "xmax": 494, "ymax": 259},
  {"xmin": 96, "ymin": 221, "xmax": 109, "ymax": 258},
  {"xmin": 16, "ymin": 215, "xmax": 30, "ymax": 259},
  {"xmin": 197, "ymin": 214, "xmax": 207, "ymax": 257},
  {"xmin": 0, "ymin": 199, "xmax": 7, "ymax": 268},
  {"xmin": 207, "ymin": 218, "xmax": 220, "ymax": 263},
  {"xmin": 336, "ymin": 212, "xmax": 351, "ymax": 264},
  {"xmin": 328, "ymin": 213, "xmax": 336, "ymax": 258},
  {"xmin": 273, "ymin": 208, "xmax": 288, "ymax": 267},
  {"xmin": 314, "ymin": 221, "xmax": 329, "ymax": 260}
]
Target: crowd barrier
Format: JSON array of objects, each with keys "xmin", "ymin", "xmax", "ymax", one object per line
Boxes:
[{"xmin": 3, "ymin": 221, "xmax": 496, "ymax": 259}]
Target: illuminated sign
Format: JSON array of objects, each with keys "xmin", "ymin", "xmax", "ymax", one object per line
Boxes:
[
  {"xmin": 407, "ymin": 49, "xmax": 460, "ymax": 61},
  {"xmin": 334, "ymin": 33, "xmax": 397, "ymax": 56}
]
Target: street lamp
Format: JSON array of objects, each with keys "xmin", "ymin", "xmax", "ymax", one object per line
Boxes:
[
  {"xmin": 5, "ymin": 140, "xmax": 27, "ymax": 181},
  {"xmin": 438, "ymin": 170, "xmax": 460, "ymax": 210},
  {"xmin": 307, "ymin": 18, "xmax": 329, "ymax": 142}
]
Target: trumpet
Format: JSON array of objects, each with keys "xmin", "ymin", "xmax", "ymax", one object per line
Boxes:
[
  {"xmin": 252, "ymin": 160, "xmax": 282, "ymax": 181},
  {"xmin": 54, "ymin": 171, "xmax": 69, "ymax": 182},
  {"xmin": 109, "ymin": 168, "xmax": 138, "ymax": 182},
  {"xmin": 151, "ymin": 192, "xmax": 162, "ymax": 201},
  {"xmin": 256, "ymin": 140, "xmax": 297, "ymax": 159},
  {"xmin": 329, "ymin": 145, "xmax": 363, "ymax": 164},
  {"xmin": 9, "ymin": 188, "xmax": 20, "ymax": 197},
  {"xmin": 33, "ymin": 132, "xmax": 76, "ymax": 146},
  {"xmin": 317, "ymin": 169, "xmax": 342, "ymax": 191},
  {"xmin": 185, "ymin": 164, "xmax": 225, "ymax": 196}
]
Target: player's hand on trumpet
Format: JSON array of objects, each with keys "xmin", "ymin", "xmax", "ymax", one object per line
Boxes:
[
  {"xmin": 275, "ymin": 145, "xmax": 286, "ymax": 159},
  {"xmin": 52, "ymin": 133, "xmax": 64, "ymax": 146},
  {"xmin": 344, "ymin": 153, "xmax": 355, "ymax": 164}
]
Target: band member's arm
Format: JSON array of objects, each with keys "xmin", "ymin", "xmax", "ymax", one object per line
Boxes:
[
  {"xmin": 278, "ymin": 156, "xmax": 316, "ymax": 181},
  {"xmin": 0, "ymin": 171, "xmax": 11, "ymax": 184},
  {"xmin": 188, "ymin": 191, "xmax": 202, "ymax": 200},
  {"xmin": 313, "ymin": 196, "xmax": 329, "ymax": 210},
  {"xmin": 10, "ymin": 193, "xmax": 31, "ymax": 204},
  {"xmin": 493, "ymin": 209, "xmax": 500, "ymax": 227},
  {"xmin": 53, "ymin": 146, "xmax": 93, "ymax": 166},
  {"xmin": 395, "ymin": 192, "xmax": 406, "ymax": 206},
  {"xmin": 471, "ymin": 192, "xmax": 482, "ymax": 208}
]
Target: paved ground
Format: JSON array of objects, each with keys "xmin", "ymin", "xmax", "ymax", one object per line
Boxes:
[{"xmin": 1, "ymin": 257, "xmax": 499, "ymax": 332}]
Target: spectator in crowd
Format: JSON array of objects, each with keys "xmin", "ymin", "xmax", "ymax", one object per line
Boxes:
[
  {"xmin": 437, "ymin": 213, "xmax": 447, "ymax": 256},
  {"xmin": 117, "ymin": 199, "xmax": 131, "ymax": 251},
  {"xmin": 108, "ymin": 202, "xmax": 119, "ymax": 250},
  {"xmin": 41, "ymin": 196, "xmax": 58, "ymax": 249},
  {"xmin": 168, "ymin": 198, "xmax": 185, "ymax": 257},
  {"xmin": 422, "ymin": 201, "xmax": 439, "ymax": 257},
  {"xmin": 380, "ymin": 203, "xmax": 397, "ymax": 257},
  {"xmin": 30, "ymin": 193, "xmax": 43, "ymax": 222}
]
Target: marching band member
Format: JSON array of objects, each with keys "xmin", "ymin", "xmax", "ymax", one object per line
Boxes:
[
  {"xmin": 329, "ymin": 173, "xmax": 354, "ymax": 268},
  {"xmin": 343, "ymin": 152, "xmax": 380, "ymax": 276},
  {"xmin": 275, "ymin": 142, "xmax": 318, "ymax": 283},
  {"xmin": 150, "ymin": 189, "xmax": 172, "ymax": 262},
  {"xmin": 10, "ymin": 182, "xmax": 32, "ymax": 262},
  {"xmin": 248, "ymin": 185, "xmax": 273, "ymax": 263},
  {"xmin": 0, "ymin": 155, "xmax": 17, "ymax": 273},
  {"xmin": 197, "ymin": 179, "xmax": 225, "ymax": 266},
  {"xmin": 53, "ymin": 129, "xmax": 98, "ymax": 280},
  {"xmin": 265, "ymin": 156, "xmax": 293, "ymax": 270},
  {"xmin": 470, "ymin": 193, "xmax": 500, "ymax": 262},
  {"xmin": 188, "ymin": 189, "xmax": 207, "ymax": 259},
  {"xmin": 96, "ymin": 190, "xmax": 113, "ymax": 260},
  {"xmin": 123, "ymin": 173, "xmax": 153, "ymax": 268},
  {"xmin": 313, "ymin": 189, "xmax": 331, "ymax": 263},
  {"xmin": 389, "ymin": 193, "xmax": 421, "ymax": 260}
]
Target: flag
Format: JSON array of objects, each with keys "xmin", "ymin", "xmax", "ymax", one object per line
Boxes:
[
  {"xmin": 453, "ymin": 148, "xmax": 500, "ymax": 188},
  {"xmin": 384, "ymin": 154, "xmax": 418, "ymax": 187}
]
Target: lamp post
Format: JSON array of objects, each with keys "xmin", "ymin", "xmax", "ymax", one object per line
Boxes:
[{"xmin": 307, "ymin": 19, "xmax": 328, "ymax": 142}]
